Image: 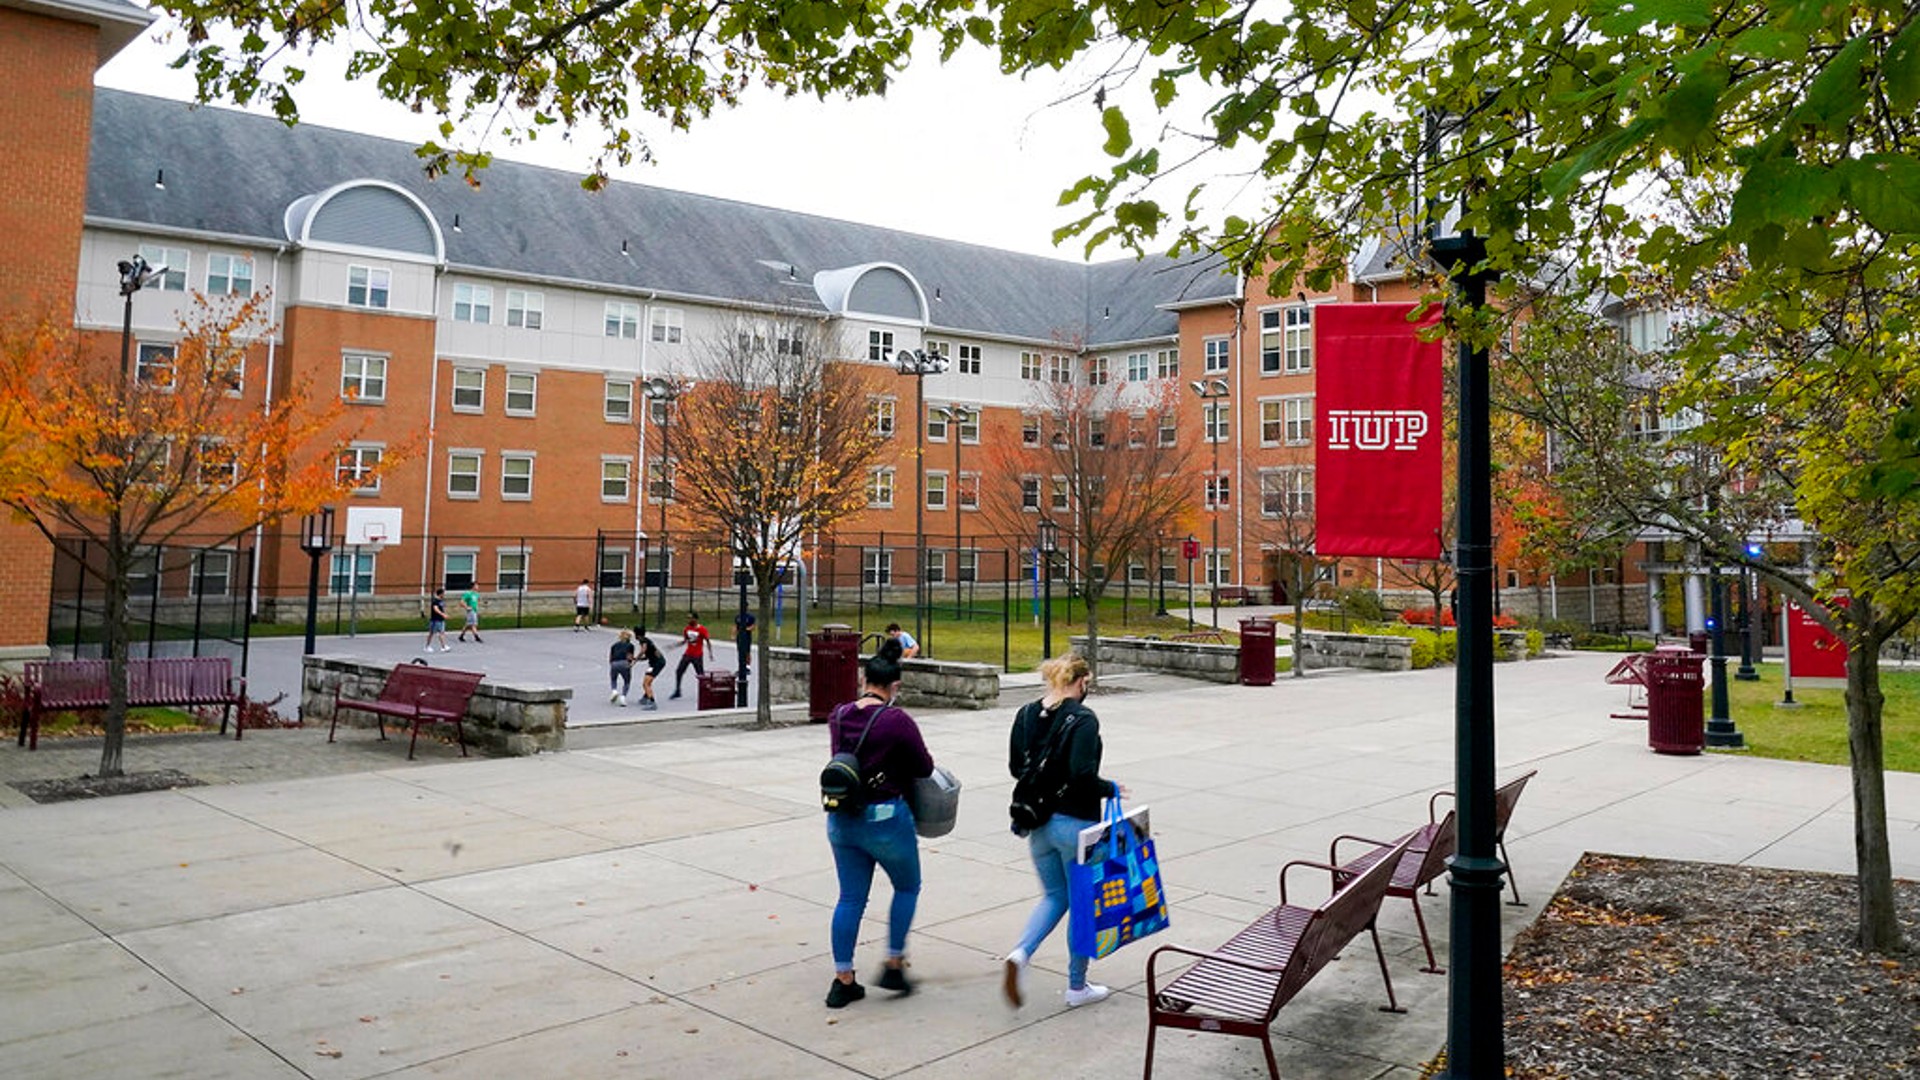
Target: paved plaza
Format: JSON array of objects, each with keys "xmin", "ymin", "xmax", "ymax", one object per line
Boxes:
[{"xmin": 2, "ymin": 651, "xmax": 1916, "ymax": 1078}]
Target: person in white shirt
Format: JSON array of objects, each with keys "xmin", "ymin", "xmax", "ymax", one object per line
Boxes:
[{"xmin": 573, "ymin": 579, "xmax": 595, "ymax": 631}]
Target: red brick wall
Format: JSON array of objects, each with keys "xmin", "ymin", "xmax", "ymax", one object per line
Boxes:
[{"xmin": 0, "ymin": 8, "xmax": 98, "ymax": 653}]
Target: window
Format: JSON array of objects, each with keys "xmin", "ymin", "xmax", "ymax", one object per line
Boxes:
[
  {"xmin": 1204, "ymin": 403, "xmax": 1230, "ymax": 442},
  {"xmin": 347, "ymin": 265, "xmax": 390, "ymax": 309},
  {"xmin": 601, "ymin": 457, "xmax": 631, "ymax": 501},
  {"xmin": 1088, "ymin": 356, "xmax": 1110, "ymax": 385},
  {"xmin": 863, "ymin": 548, "xmax": 893, "ymax": 586},
  {"xmin": 452, "ymin": 367, "xmax": 485, "ymax": 412},
  {"xmin": 645, "ymin": 546, "xmax": 672, "ymax": 587},
  {"xmin": 1284, "ymin": 395, "xmax": 1313, "ymax": 444},
  {"xmin": 1089, "ymin": 417, "xmax": 1107, "ymax": 448},
  {"xmin": 452, "ymin": 283, "xmax": 492, "ymax": 323},
  {"xmin": 650, "ymin": 306, "xmax": 684, "ymax": 343},
  {"xmin": 196, "ymin": 439, "xmax": 240, "ymax": 488},
  {"xmin": 606, "ymin": 301, "xmax": 640, "ymax": 339},
  {"xmin": 443, "ymin": 551, "xmax": 477, "ymax": 591},
  {"xmin": 957, "ymin": 343, "xmax": 982, "ymax": 374},
  {"xmin": 447, "ymin": 451, "xmax": 482, "ymax": 498},
  {"xmin": 208, "ymin": 348, "xmax": 244, "ymax": 395},
  {"xmin": 605, "ymin": 379, "xmax": 633, "ymax": 422},
  {"xmin": 648, "ymin": 457, "xmax": 676, "ymax": 502},
  {"xmin": 958, "ymin": 549, "xmax": 979, "ymax": 583},
  {"xmin": 329, "ymin": 550, "xmax": 375, "ymax": 595},
  {"xmin": 776, "ymin": 327, "xmax": 806, "ymax": 356},
  {"xmin": 1205, "ymin": 550, "xmax": 1234, "ymax": 586},
  {"xmin": 927, "ymin": 471, "xmax": 948, "ymax": 510},
  {"xmin": 867, "ymin": 467, "xmax": 896, "ymax": 508},
  {"xmin": 1127, "ymin": 352, "xmax": 1150, "ymax": 381},
  {"xmin": 1020, "ymin": 351, "xmax": 1042, "ymax": 380},
  {"xmin": 926, "ymin": 550, "xmax": 947, "ymax": 585},
  {"xmin": 139, "ymin": 244, "xmax": 189, "ymax": 291},
  {"xmin": 1158, "ymin": 413, "xmax": 1177, "ymax": 446},
  {"xmin": 735, "ymin": 329, "xmax": 769, "ymax": 354},
  {"xmin": 1128, "ymin": 560, "xmax": 1149, "ymax": 583},
  {"xmin": 497, "ymin": 549, "xmax": 528, "ymax": 591},
  {"xmin": 190, "ymin": 550, "xmax": 233, "ymax": 598},
  {"xmin": 1284, "ymin": 306, "xmax": 1313, "ymax": 373},
  {"xmin": 135, "ymin": 342, "xmax": 175, "ymax": 386},
  {"xmin": 1205, "ymin": 473, "xmax": 1231, "ymax": 509},
  {"xmin": 127, "ymin": 547, "xmax": 160, "ymax": 598},
  {"xmin": 341, "ymin": 353, "xmax": 387, "ymax": 402},
  {"xmin": 500, "ymin": 453, "xmax": 534, "ymax": 499},
  {"xmin": 958, "ymin": 409, "xmax": 981, "ymax": 443},
  {"xmin": 1050, "ymin": 476, "xmax": 1070, "ymax": 512},
  {"xmin": 206, "ymin": 253, "xmax": 253, "ymax": 296},
  {"xmin": 1048, "ymin": 354, "xmax": 1074, "ymax": 384},
  {"xmin": 1156, "ymin": 348, "xmax": 1179, "ymax": 378},
  {"xmin": 1021, "ymin": 476, "xmax": 1041, "ymax": 511},
  {"xmin": 337, "ymin": 444, "xmax": 382, "ymax": 493},
  {"xmin": 1021, "ymin": 415, "xmax": 1041, "ymax": 446},
  {"xmin": 1260, "ymin": 309, "xmax": 1282, "ymax": 372},
  {"xmin": 504, "ymin": 371, "xmax": 537, "ymax": 414},
  {"xmin": 1205, "ymin": 337, "xmax": 1230, "ymax": 373},
  {"xmin": 599, "ymin": 550, "xmax": 628, "ymax": 591},
  {"xmin": 506, "ymin": 289, "xmax": 544, "ymax": 329},
  {"xmin": 957, "ymin": 471, "xmax": 981, "ymax": 510},
  {"xmin": 868, "ymin": 328, "xmax": 895, "ymax": 362},
  {"xmin": 870, "ymin": 396, "xmax": 896, "ymax": 437}
]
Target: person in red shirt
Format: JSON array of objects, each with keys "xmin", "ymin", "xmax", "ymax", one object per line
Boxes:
[{"xmin": 668, "ymin": 612, "xmax": 713, "ymax": 699}]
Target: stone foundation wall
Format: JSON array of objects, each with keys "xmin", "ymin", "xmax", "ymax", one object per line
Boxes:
[
  {"xmin": 1294, "ymin": 631, "xmax": 1414, "ymax": 672},
  {"xmin": 301, "ymin": 655, "xmax": 569, "ymax": 756},
  {"xmin": 764, "ymin": 646, "xmax": 999, "ymax": 711},
  {"xmin": 1072, "ymin": 635, "xmax": 1240, "ymax": 683}
]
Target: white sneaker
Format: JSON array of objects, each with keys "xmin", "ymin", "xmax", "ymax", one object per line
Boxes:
[
  {"xmin": 1064, "ymin": 983, "xmax": 1111, "ymax": 1008},
  {"xmin": 617, "ymin": 694, "xmax": 628, "ymax": 707},
  {"xmin": 609, "ymin": 689, "xmax": 620, "ymax": 703}
]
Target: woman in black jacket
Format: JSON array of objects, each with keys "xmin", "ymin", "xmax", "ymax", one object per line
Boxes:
[{"xmin": 1001, "ymin": 652, "xmax": 1120, "ymax": 1010}]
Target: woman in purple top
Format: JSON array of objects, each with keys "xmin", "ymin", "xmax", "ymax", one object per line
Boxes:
[{"xmin": 823, "ymin": 637, "xmax": 934, "ymax": 1008}]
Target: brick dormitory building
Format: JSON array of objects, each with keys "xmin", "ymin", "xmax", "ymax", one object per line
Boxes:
[{"xmin": 7, "ymin": 0, "xmax": 1675, "ymax": 663}]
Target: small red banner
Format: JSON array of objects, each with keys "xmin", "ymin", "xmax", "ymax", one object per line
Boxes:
[
  {"xmin": 1785, "ymin": 598, "xmax": 1848, "ymax": 686},
  {"xmin": 1314, "ymin": 303, "xmax": 1445, "ymax": 558}
]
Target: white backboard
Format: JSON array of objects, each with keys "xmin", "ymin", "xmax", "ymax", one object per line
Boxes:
[{"xmin": 344, "ymin": 506, "xmax": 403, "ymax": 547}]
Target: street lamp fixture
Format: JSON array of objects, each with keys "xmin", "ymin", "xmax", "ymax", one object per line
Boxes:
[
  {"xmin": 1190, "ymin": 378, "xmax": 1230, "ymax": 631},
  {"xmin": 931, "ymin": 403, "xmax": 977, "ymax": 617},
  {"xmin": 892, "ymin": 348, "xmax": 951, "ymax": 652},
  {"xmin": 298, "ymin": 505, "xmax": 335, "ymax": 657},
  {"xmin": 644, "ymin": 377, "xmax": 685, "ymax": 627},
  {"xmin": 1037, "ymin": 517, "xmax": 1060, "ymax": 660},
  {"xmin": 116, "ymin": 253, "xmax": 167, "ymax": 385}
]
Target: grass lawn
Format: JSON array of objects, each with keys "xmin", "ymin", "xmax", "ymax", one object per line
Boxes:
[
  {"xmin": 26, "ymin": 706, "xmax": 210, "ymax": 739},
  {"xmin": 1721, "ymin": 662, "xmax": 1920, "ymax": 773}
]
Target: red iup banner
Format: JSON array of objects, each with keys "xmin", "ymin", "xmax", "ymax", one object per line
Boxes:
[
  {"xmin": 1314, "ymin": 302, "xmax": 1446, "ymax": 558},
  {"xmin": 1786, "ymin": 597, "xmax": 1848, "ymax": 687}
]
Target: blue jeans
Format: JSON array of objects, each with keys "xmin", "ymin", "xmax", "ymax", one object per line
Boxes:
[
  {"xmin": 826, "ymin": 798, "xmax": 921, "ymax": 972},
  {"xmin": 1015, "ymin": 813, "xmax": 1094, "ymax": 989}
]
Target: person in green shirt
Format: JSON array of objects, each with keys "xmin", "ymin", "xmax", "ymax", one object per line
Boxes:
[{"xmin": 457, "ymin": 587, "xmax": 483, "ymax": 643}]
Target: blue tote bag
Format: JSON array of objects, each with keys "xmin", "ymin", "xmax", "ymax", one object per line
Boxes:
[{"xmin": 1067, "ymin": 799, "xmax": 1170, "ymax": 959}]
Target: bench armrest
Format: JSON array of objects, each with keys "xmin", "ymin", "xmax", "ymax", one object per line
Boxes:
[
  {"xmin": 1146, "ymin": 942, "xmax": 1285, "ymax": 1001},
  {"xmin": 1329, "ymin": 832, "xmax": 1396, "ymax": 865},
  {"xmin": 1278, "ymin": 858, "xmax": 1343, "ymax": 905},
  {"xmin": 1429, "ymin": 789, "xmax": 1455, "ymax": 824}
]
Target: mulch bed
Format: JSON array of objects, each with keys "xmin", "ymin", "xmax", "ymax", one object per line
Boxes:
[
  {"xmin": 11, "ymin": 769, "xmax": 206, "ymax": 803},
  {"xmin": 1503, "ymin": 853, "xmax": 1920, "ymax": 1078}
]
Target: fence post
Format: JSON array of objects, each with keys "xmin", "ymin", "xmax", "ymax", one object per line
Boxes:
[
  {"xmin": 516, "ymin": 538, "xmax": 527, "ymax": 628},
  {"xmin": 191, "ymin": 549, "xmax": 207, "ymax": 657},
  {"xmin": 239, "ymin": 544, "xmax": 255, "ymax": 678},
  {"xmin": 145, "ymin": 547, "xmax": 164, "ymax": 658},
  {"xmin": 70, "ymin": 539, "xmax": 86, "ymax": 656},
  {"xmin": 1002, "ymin": 547, "xmax": 1011, "ymax": 672},
  {"xmin": 594, "ymin": 529, "xmax": 607, "ymax": 624}
]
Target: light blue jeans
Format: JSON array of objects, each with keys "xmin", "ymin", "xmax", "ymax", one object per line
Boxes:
[
  {"xmin": 826, "ymin": 798, "xmax": 921, "ymax": 972},
  {"xmin": 1015, "ymin": 813, "xmax": 1095, "ymax": 989}
]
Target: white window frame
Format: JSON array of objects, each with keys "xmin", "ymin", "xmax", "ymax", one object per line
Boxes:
[
  {"xmin": 958, "ymin": 549, "xmax": 979, "ymax": 583},
  {"xmin": 1048, "ymin": 353, "xmax": 1074, "ymax": 384},
  {"xmin": 867, "ymin": 467, "xmax": 896, "ymax": 508},
  {"xmin": 189, "ymin": 549, "xmax": 234, "ymax": 598},
  {"xmin": 451, "ymin": 367, "xmax": 485, "ymax": 412},
  {"xmin": 867, "ymin": 328, "xmax": 895, "ymax": 362},
  {"xmin": 926, "ymin": 470, "xmax": 948, "ymax": 510},
  {"xmin": 650, "ymin": 306, "xmax": 684, "ymax": 343},
  {"xmin": 504, "ymin": 371, "xmax": 537, "ymax": 415},
  {"xmin": 1284, "ymin": 305, "xmax": 1313, "ymax": 373},
  {"xmin": 452, "ymin": 283, "xmax": 493, "ymax": 324},
  {"xmin": 863, "ymin": 548, "xmax": 893, "ymax": 585},
  {"xmin": 337, "ymin": 443, "xmax": 383, "ymax": 494},
  {"xmin": 497, "ymin": 548, "xmax": 529, "ymax": 591},
  {"xmin": 1021, "ymin": 414, "xmax": 1041, "ymax": 446},
  {"xmin": 500, "ymin": 452, "xmax": 534, "ymax": 500},
  {"xmin": 1204, "ymin": 337, "xmax": 1230, "ymax": 373},
  {"xmin": 1050, "ymin": 476, "xmax": 1070, "ymax": 512},
  {"xmin": 139, "ymin": 243, "xmax": 189, "ymax": 291},
  {"xmin": 1284, "ymin": 394, "xmax": 1313, "ymax": 445},
  {"xmin": 443, "ymin": 549, "xmax": 479, "ymax": 591},
  {"xmin": 135, "ymin": 341, "xmax": 175, "ymax": 386},
  {"xmin": 347, "ymin": 264, "xmax": 391, "ymax": 309},
  {"xmin": 1020, "ymin": 351, "xmax": 1042, "ymax": 380},
  {"xmin": 341, "ymin": 353, "xmax": 387, "ymax": 403},
  {"xmin": 926, "ymin": 549, "xmax": 947, "ymax": 585},
  {"xmin": 647, "ymin": 457, "xmax": 677, "ymax": 503},
  {"xmin": 957, "ymin": 470, "xmax": 981, "ymax": 511},
  {"xmin": 205, "ymin": 252, "xmax": 253, "ymax": 297},
  {"xmin": 1204, "ymin": 402, "xmax": 1230, "ymax": 443},
  {"xmin": 195, "ymin": 438, "xmax": 240, "ymax": 489},
  {"xmin": 329, "ymin": 549, "xmax": 376, "ymax": 596},
  {"xmin": 957, "ymin": 343, "xmax": 982, "ymax": 374},
  {"xmin": 1156, "ymin": 348, "xmax": 1178, "ymax": 378},
  {"xmin": 1158, "ymin": 412, "xmax": 1178, "ymax": 446},
  {"xmin": 1127, "ymin": 351, "xmax": 1150, "ymax": 381},
  {"xmin": 1021, "ymin": 475, "xmax": 1041, "ymax": 512},
  {"xmin": 604, "ymin": 378, "xmax": 634, "ymax": 422},
  {"xmin": 447, "ymin": 449, "xmax": 483, "ymax": 499},
  {"xmin": 1205, "ymin": 472, "xmax": 1231, "ymax": 509},
  {"xmin": 505, "ymin": 289, "xmax": 544, "ymax": 329},
  {"xmin": 1088, "ymin": 355, "xmax": 1110, "ymax": 385},
  {"xmin": 1261, "ymin": 467, "xmax": 1316, "ymax": 517},
  {"xmin": 601, "ymin": 457, "xmax": 632, "ymax": 502},
  {"xmin": 1205, "ymin": 549, "xmax": 1234, "ymax": 586},
  {"xmin": 606, "ymin": 301, "xmax": 641, "ymax": 339},
  {"xmin": 870, "ymin": 396, "xmax": 897, "ymax": 438}
]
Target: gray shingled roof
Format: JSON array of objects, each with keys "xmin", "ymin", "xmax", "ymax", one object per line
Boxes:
[{"xmin": 87, "ymin": 90, "xmax": 1236, "ymax": 347}]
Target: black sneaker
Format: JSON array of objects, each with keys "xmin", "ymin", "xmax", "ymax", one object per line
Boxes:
[
  {"xmin": 877, "ymin": 965, "xmax": 912, "ymax": 995},
  {"xmin": 825, "ymin": 978, "xmax": 866, "ymax": 1009}
]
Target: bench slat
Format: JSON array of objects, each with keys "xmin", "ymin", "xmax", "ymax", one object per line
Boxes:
[{"xmin": 20, "ymin": 658, "xmax": 244, "ymax": 750}]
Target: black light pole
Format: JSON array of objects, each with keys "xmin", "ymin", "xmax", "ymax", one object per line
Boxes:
[
  {"xmin": 1736, "ymin": 543, "xmax": 1760, "ymax": 681},
  {"xmin": 644, "ymin": 377, "xmax": 683, "ymax": 628},
  {"xmin": 1155, "ymin": 532, "xmax": 1168, "ymax": 617},
  {"xmin": 298, "ymin": 506, "xmax": 335, "ymax": 656},
  {"xmin": 1191, "ymin": 378, "xmax": 1230, "ymax": 630},
  {"xmin": 1038, "ymin": 518, "xmax": 1059, "ymax": 659},
  {"xmin": 116, "ymin": 253, "xmax": 165, "ymax": 386},
  {"xmin": 1185, "ymin": 532, "xmax": 1198, "ymax": 630},
  {"xmin": 892, "ymin": 348, "xmax": 951, "ymax": 652},
  {"xmin": 1431, "ymin": 227, "xmax": 1506, "ymax": 1080},
  {"xmin": 933, "ymin": 404, "xmax": 976, "ymax": 618},
  {"xmin": 1705, "ymin": 563, "xmax": 1747, "ymax": 747}
]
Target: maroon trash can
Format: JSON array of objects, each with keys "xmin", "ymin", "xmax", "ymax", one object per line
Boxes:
[
  {"xmin": 1238, "ymin": 617, "xmax": 1277, "ymax": 686},
  {"xmin": 1645, "ymin": 646, "xmax": 1705, "ymax": 754},
  {"xmin": 697, "ymin": 671, "xmax": 737, "ymax": 711},
  {"xmin": 808, "ymin": 624, "xmax": 862, "ymax": 723},
  {"xmin": 1687, "ymin": 630, "xmax": 1709, "ymax": 655}
]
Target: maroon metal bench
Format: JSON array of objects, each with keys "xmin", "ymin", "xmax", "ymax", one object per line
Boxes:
[
  {"xmin": 1331, "ymin": 809, "xmax": 1458, "ymax": 974},
  {"xmin": 20, "ymin": 657, "xmax": 247, "ymax": 750},
  {"xmin": 1427, "ymin": 770, "xmax": 1537, "ymax": 906},
  {"xmin": 1143, "ymin": 836, "xmax": 1412, "ymax": 1080},
  {"xmin": 330, "ymin": 663, "xmax": 485, "ymax": 760}
]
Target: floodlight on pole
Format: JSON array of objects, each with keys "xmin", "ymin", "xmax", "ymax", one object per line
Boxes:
[
  {"xmin": 644, "ymin": 377, "xmax": 685, "ymax": 626},
  {"xmin": 298, "ymin": 505, "xmax": 336, "ymax": 657},
  {"xmin": 892, "ymin": 348, "xmax": 950, "ymax": 652},
  {"xmin": 1189, "ymin": 377, "xmax": 1230, "ymax": 630},
  {"xmin": 117, "ymin": 254, "xmax": 167, "ymax": 386},
  {"xmin": 1037, "ymin": 517, "xmax": 1060, "ymax": 660}
]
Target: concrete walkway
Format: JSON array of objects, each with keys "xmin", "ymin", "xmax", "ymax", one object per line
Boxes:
[{"xmin": 3, "ymin": 654, "xmax": 1915, "ymax": 1078}]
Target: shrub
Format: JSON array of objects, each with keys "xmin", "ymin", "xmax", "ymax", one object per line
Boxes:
[
  {"xmin": 1408, "ymin": 630, "xmax": 1437, "ymax": 669},
  {"xmin": 1526, "ymin": 629, "xmax": 1545, "ymax": 657},
  {"xmin": 1338, "ymin": 587, "xmax": 1387, "ymax": 623}
]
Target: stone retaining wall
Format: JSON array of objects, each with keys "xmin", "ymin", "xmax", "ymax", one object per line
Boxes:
[
  {"xmin": 301, "ymin": 655, "xmax": 569, "ymax": 756},
  {"xmin": 1294, "ymin": 631, "xmax": 1414, "ymax": 672},
  {"xmin": 764, "ymin": 647, "xmax": 1000, "ymax": 711},
  {"xmin": 1072, "ymin": 635, "xmax": 1240, "ymax": 683}
]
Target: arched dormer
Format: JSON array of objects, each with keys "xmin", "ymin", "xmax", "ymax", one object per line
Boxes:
[
  {"xmin": 812, "ymin": 262, "xmax": 928, "ymax": 323},
  {"xmin": 283, "ymin": 180, "xmax": 444, "ymax": 262}
]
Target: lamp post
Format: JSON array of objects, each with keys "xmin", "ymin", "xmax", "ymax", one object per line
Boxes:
[
  {"xmin": 1736, "ymin": 542, "xmax": 1761, "ymax": 681},
  {"xmin": 643, "ymin": 377, "xmax": 683, "ymax": 627},
  {"xmin": 892, "ymin": 348, "xmax": 951, "ymax": 652},
  {"xmin": 1705, "ymin": 563, "xmax": 1747, "ymax": 747},
  {"xmin": 1155, "ymin": 532, "xmax": 1168, "ymax": 617},
  {"xmin": 1038, "ymin": 517, "xmax": 1059, "ymax": 659},
  {"xmin": 116, "ymin": 253, "xmax": 166, "ymax": 386},
  {"xmin": 1190, "ymin": 378, "xmax": 1229, "ymax": 630},
  {"xmin": 298, "ymin": 506, "xmax": 335, "ymax": 657},
  {"xmin": 931, "ymin": 404, "xmax": 976, "ymax": 618},
  {"xmin": 1184, "ymin": 532, "xmax": 1198, "ymax": 630}
]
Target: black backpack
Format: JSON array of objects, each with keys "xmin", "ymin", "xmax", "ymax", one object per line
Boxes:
[
  {"xmin": 1007, "ymin": 701, "xmax": 1082, "ymax": 835},
  {"xmin": 821, "ymin": 702, "xmax": 880, "ymax": 814}
]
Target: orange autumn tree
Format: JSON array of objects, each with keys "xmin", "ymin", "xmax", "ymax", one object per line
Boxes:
[{"xmin": 0, "ymin": 294, "xmax": 389, "ymax": 777}]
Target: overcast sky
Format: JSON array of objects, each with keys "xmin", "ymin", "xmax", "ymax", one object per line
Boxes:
[{"xmin": 95, "ymin": 18, "xmax": 1224, "ymax": 262}]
